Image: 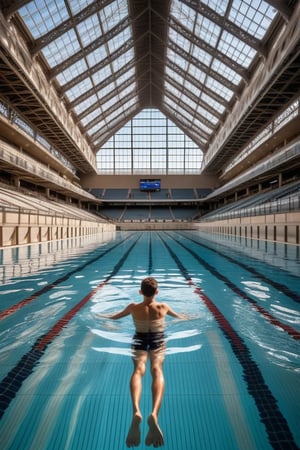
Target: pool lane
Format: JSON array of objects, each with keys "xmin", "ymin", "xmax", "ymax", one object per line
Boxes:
[
  {"xmin": 177, "ymin": 230, "xmax": 300, "ymax": 303},
  {"xmin": 0, "ymin": 235, "xmax": 141, "ymax": 419},
  {"xmin": 158, "ymin": 232, "xmax": 299, "ymax": 449},
  {"xmin": 0, "ymin": 231, "xmax": 299, "ymax": 450},
  {"xmin": 0, "ymin": 235, "xmax": 135, "ymax": 320},
  {"xmin": 165, "ymin": 232, "xmax": 300, "ymax": 340}
]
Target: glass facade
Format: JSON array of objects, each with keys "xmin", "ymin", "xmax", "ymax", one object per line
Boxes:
[{"xmin": 96, "ymin": 109, "xmax": 203, "ymax": 174}]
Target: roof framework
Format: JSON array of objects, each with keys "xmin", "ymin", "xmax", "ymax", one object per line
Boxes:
[{"xmin": 0, "ymin": 0, "xmax": 299, "ymax": 175}]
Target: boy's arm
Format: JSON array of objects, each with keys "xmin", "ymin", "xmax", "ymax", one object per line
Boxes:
[
  {"xmin": 166, "ymin": 304, "xmax": 189, "ymax": 320},
  {"xmin": 97, "ymin": 304, "xmax": 133, "ymax": 320}
]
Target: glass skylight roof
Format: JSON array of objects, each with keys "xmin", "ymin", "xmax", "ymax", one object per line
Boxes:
[
  {"xmin": 19, "ymin": 0, "xmax": 137, "ymax": 152},
  {"xmin": 16, "ymin": 0, "xmax": 282, "ymax": 169}
]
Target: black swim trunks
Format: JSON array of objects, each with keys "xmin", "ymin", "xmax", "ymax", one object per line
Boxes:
[{"xmin": 132, "ymin": 331, "xmax": 165, "ymax": 351}]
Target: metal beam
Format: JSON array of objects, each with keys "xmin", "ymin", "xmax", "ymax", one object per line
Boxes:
[
  {"xmin": 166, "ymin": 58, "xmax": 234, "ymax": 109},
  {"xmin": 164, "ymin": 71, "xmax": 223, "ymax": 123},
  {"xmin": 48, "ymin": 16, "xmax": 131, "ymax": 78},
  {"xmin": 0, "ymin": 0, "xmax": 30, "ymax": 18},
  {"xmin": 181, "ymin": 0, "xmax": 266, "ymax": 57},
  {"xmin": 169, "ymin": 16, "xmax": 250, "ymax": 82},
  {"xmin": 60, "ymin": 38, "xmax": 135, "ymax": 92},
  {"xmin": 82, "ymin": 76, "xmax": 136, "ymax": 131},
  {"xmin": 67, "ymin": 58, "xmax": 137, "ymax": 110},
  {"xmin": 29, "ymin": 0, "xmax": 115, "ymax": 55},
  {"xmin": 168, "ymin": 40, "xmax": 241, "ymax": 94},
  {"xmin": 89, "ymin": 90, "xmax": 139, "ymax": 141},
  {"xmin": 264, "ymin": 0, "xmax": 294, "ymax": 20}
]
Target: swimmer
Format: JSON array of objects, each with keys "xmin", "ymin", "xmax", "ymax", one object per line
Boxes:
[{"xmin": 99, "ymin": 276, "xmax": 189, "ymax": 447}]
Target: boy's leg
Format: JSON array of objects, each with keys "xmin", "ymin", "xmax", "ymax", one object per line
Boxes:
[
  {"xmin": 126, "ymin": 350, "xmax": 147, "ymax": 447},
  {"xmin": 145, "ymin": 347, "xmax": 166, "ymax": 447}
]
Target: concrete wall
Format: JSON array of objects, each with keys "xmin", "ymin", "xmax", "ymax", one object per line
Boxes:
[
  {"xmin": 80, "ymin": 174, "xmax": 218, "ymax": 190},
  {"xmin": 0, "ymin": 209, "xmax": 115, "ymax": 247},
  {"xmin": 195, "ymin": 212, "xmax": 300, "ymax": 245}
]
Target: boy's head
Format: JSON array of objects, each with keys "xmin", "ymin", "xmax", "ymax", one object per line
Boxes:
[{"xmin": 140, "ymin": 277, "xmax": 158, "ymax": 297}]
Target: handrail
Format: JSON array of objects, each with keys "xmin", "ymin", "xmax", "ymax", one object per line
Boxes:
[
  {"xmin": 0, "ymin": 139, "xmax": 96, "ymax": 200},
  {"xmin": 200, "ymin": 192, "xmax": 300, "ymax": 222}
]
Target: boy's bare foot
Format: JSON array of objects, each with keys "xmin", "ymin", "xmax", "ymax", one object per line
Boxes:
[
  {"xmin": 145, "ymin": 414, "xmax": 164, "ymax": 447},
  {"xmin": 126, "ymin": 413, "xmax": 142, "ymax": 447}
]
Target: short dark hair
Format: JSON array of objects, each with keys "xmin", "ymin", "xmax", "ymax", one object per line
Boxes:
[{"xmin": 140, "ymin": 277, "xmax": 158, "ymax": 297}]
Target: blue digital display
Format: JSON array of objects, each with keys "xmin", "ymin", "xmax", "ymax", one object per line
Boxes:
[{"xmin": 139, "ymin": 179, "xmax": 161, "ymax": 191}]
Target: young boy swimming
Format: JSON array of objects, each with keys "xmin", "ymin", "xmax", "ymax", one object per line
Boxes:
[{"xmin": 99, "ymin": 276, "xmax": 188, "ymax": 447}]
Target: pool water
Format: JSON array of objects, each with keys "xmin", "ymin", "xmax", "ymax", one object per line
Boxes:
[{"xmin": 0, "ymin": 230, "xmax": 299, "ymax": 450}]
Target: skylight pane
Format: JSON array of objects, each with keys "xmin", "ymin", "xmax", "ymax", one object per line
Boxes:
[
  {"xmin": 108, "ymin": 28, "xmax": 131, "ymax": 53},
  {"xmin": 212, "ymin": 59, "xmax": 242, "ymax": 85},
  {"xmin": 190, "ymin": 46, "xmax": 212, "ymax": 67},
  {"xmin": 86, "ymin": 45, "xmax": 107, "ymax": 67},
  {"xmin": 56, "ymin": 59, "xmax": 88, "ymax": 85},
  {"xmin": 200, "ymin": 0, "xmax": 229, "ymax": 16},
  {"xmin": 206, "ymin": 76, "xmax": 233, "ymax": 101},
  {"xmin": 230, "ymin": 0, "xmax": 278, "ymax": 39},
  {"xmin": 194, "ymin": 118, "xmax": 213, "ymax": 135},
  {"xmin": 169, "ymin": 29, "xmax": 192, "ymax": 53},
  {"xmin": 73, "ymin": 94, "xmax": 98, "ymax": 115},
  {"xmin": 218, "ymin": 31, "xmax": 256, "ymax": 68},
  {"xmin": 200, "ymin": 93, "xmax": 226, "ymax": 114},
  {"xmin": 19, "ymin": 0, "xmax": 69, "ymax": 38},
  {"xmin": 92, "ymin": 66, "xmax": 112, "ymax": 85},
  {"xmin": 43, "ymin": 29, "xmax": 80, "ymax": 67},
  {"xmin": 194, "ymin": 16, "xmax": 221, "ymax": 47},
  {"xmin": 187, "ymin": 63, "xmax": 206, "ymax": 83},
  {"xmin": 181, "ymin": 93, "xmax": 198, "ymax": 111},
  {"xmin": 171, "ymin": 0, "xmax": 196, "ymax": 29},
  {"xmin": 166, "ymin": 67, "xmax": 184, "ymax": 85},
  {"xmin": 97, "ymin": 81, "xmax": 115, "ymax": 98},
  {"xmin": 81, "ymin": 108, "xmax": 102, "ymax": 127},
  {"xmin": 69, "ymin": 0, "xmax": 94, "ymax": 15},
  {"xmin": 112, "ymin": 50, "xmax": 134, "ymax": 72},
  {"xmin": 89, "ymin": 122, "xmax": 105, "ymax": 137},
  {"xmin": 167, "ymin": 51, "xmax": 189, "ymax": 71},
  {"xmin": 66, "ymin": 78, "xmax": 93, "ymax": 101},
  {"xmin": 119, "ymin": 83, "xmax": 136, "ymax": 99},
  {"xmin": 116, "ymin": 69, "xmax": 135, "ymax": 86},
  {"xmin": 101, "ymin": 0, "xmax": 129, "ymax": 33},
  {"xmin": 196, "ymin": 105, "xmax": 219, "ymax": 125},
  {"xmin": 184, "ymin": 80, "xmax": 201, "ymax": 98},
  {"xmin": 76, "ymin": 14, "xmax": 101, "ymax": 46}
]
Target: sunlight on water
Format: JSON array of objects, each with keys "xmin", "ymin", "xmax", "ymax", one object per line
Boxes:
[{"xmin": 0, "ymin": 231, "xmax": 299, "ymax": 450}]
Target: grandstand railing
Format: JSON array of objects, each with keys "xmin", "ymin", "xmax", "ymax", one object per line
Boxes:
[{"xmin": 201, "ymin": 192, "xmax": 300, "ymax": 221}]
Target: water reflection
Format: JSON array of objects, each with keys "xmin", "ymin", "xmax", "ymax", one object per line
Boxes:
[
  {"xmin": 0, "ymin": 232, "xmax": 115, "ymax": 284},
  {"xmin": 91, "ymin": 323, "xmax": 202, "ymax": 356}
]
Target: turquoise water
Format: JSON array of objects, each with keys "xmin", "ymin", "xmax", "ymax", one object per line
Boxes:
[{"xmin": 0, "ymin": 231, "xmax": 299, "ymax": 449}]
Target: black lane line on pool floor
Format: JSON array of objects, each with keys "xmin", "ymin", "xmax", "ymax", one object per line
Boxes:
[
  {"xmin": 166, "ymin": 232, "xmax": 300, "ymax": 340},
  {"xmin": 158, "ymin": 232, "xmax": 299, "ymax": 450},
  {"xmin": 0, "ymin": 234, "xmax": 136, "ymax": 320},
  {"xmin": 148, "ymin": 232, "xmax": 153, "ymax": 275},
  {"xmin": 178, "ymin": 231, "xmax": 300, "ymax": 303},
  {"xmin": 0, "ymin": 235, "xmax": 141, "ymax": 420}
]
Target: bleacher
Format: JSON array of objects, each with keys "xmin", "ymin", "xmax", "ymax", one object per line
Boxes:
[
  {"xmin": 90, "ymin": 188, "xmax": 104, "ymax": 199},
  {"xmin": 102, "ymin": 189, "xmax": 129, "ymax": 200},
  {"xmin": 170, "ymin": 188, "xmax": 197, "ymax": 199},
  {"xmin": 201, "ymin": 181, "xmax": 300, "ymax": 221},
  {"xmin": 150, "ymin": 206, "xmax": 173, "ymax": 221},
  {"xmin": 149, "ymin": 189, "xmax": 170, "ymax": 199},
  {"xmin": 0, "ymin": 186, "xmax": 101, "ymax": 221},
  {"xmin": 97, "ymin": 188, "xmax": 203, "ymax": 201},
  {"xmin": 172, "ymin": 207, "xmax": 198, "ymax": 220},
  {"xmin": 130, "ymin": 189, "xmax": 149, "ymax": 199},
  {"xmin": 123, "ymin": 207, "xmax": 150, "ymax": 221}
]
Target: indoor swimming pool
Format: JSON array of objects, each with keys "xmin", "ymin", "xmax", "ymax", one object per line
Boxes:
[{"xmin": 0, "ymin": 230, "xmax": 299, "ymax": 450}]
